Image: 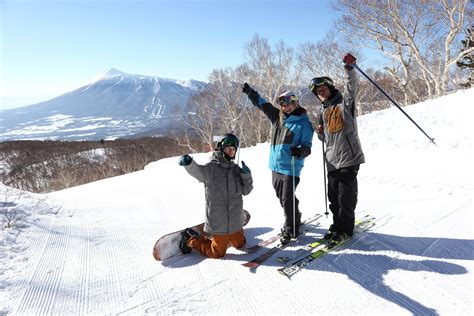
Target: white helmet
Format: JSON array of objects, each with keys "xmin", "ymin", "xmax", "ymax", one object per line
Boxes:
[{"xmin": 277, "ymin": 91, "xmax": 299, "ymax": 106}]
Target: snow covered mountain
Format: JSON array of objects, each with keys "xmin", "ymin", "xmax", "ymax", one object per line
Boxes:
[{"xmin": 0, "ymin": 69, "xmax": 207, "ymax": 141}]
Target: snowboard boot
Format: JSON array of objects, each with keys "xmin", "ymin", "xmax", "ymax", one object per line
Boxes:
[{"xmin": 179, "ymin": 228, "xmax": 199, "ymax": 254}]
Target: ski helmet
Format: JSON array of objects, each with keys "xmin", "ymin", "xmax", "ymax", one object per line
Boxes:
[
  {"xmin": 277, "ymin": 91, "xmax": 299, "ymax": 107},
  {"xmin": 217, "ymin": 133, "xmax": 239, "ymax": 150},
  {"xmin": 309, "ymin": 77, "xmax": 335, "ymax": 94}
]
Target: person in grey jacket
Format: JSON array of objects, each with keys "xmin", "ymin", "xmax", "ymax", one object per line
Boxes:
[
  {"xmin": 309, "ymin": 53, "xmax": 365, "ymax": 242},
  {"xmin": 177, "ymin": 133, "xmax": 253, "ymax": 259}
]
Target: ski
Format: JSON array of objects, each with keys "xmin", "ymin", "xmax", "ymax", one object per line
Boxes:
[
  {"xmin": 277, "ymin": 216, "xmax": 375, "ymax": 278},
  {"xmin": 242, "ymin": 213, "xmax": 322, "ymax": 268},
  {"xmin": 277, "ymin": 215, "xmax": 375, "ymax": 263},
  {"xmin": 242, "ymin": 213, "xmax": 322, "ymax": 253}
]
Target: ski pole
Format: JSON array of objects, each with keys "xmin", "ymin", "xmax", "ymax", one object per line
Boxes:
[
  {"xmin": 351, "ymin": 63, "xmax": 436, "ymax": 145},
  {"xmin": 321, "ymin": 141, "xmax": 329, "ymax": 218},
  {"xmin": 291, "ymin": 156, "xmax": 296, "ymax": 238},
  {"xmin": 236, "ymin": 146, "xmax": 241, "ymax": 165}
]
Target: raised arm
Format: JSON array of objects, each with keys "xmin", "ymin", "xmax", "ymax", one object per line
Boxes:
[
  {"xmin": 242, "ymin": 83, "xmax": 280, "ymax": 123},
  {"xmin": 342, "ymin": 53, "xmax": 359, "ymax": 115},
  {"xmin": 178, "ymin": 155, "xmax": 210, "ymax": 184}
]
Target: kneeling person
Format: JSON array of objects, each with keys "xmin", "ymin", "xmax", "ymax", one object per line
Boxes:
[{"xmin": 178, "ymin": 133, "xmax": 253, "ymax": 258}]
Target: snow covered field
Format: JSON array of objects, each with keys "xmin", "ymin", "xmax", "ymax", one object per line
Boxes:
[{"xmin": 1, "ymin": 89, "xmax": 473, "ymax": 315}]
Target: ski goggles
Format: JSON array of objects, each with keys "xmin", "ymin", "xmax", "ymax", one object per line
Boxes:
[
  {"xmin": 309, "ymin": 77, "xmax": 334, "ymax": 92},
  {"xmin": 278, "ymin": 95, "xmax": 298, "ymax": 107}
]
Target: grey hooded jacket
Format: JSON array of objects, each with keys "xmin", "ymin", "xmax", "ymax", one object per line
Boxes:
[
  {"xmin": 184, "ymin": 151, "xmax": 253, "ymax": 235},
  {"xmin": 321, "ymin": 68, "xmax": 365, "ymax": 171}
]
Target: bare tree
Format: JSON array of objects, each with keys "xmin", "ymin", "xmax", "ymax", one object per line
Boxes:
[
  {"xmin": 243, "ymin": 34, "xmax": 301, "ymax": 104},
  {"xmin": 1, "ymin": 187, "xmax": 25, "ymax": 230},
  {"xmin": 456, "ymin": 25, "xmax": 474, "ymax": 87},
  {"xmin": 297, "ymin": 33, "xmax": 356, "ymax": 85},
  {"xmin": 208, "ymin": 68, "xmax": 248, "ymax": 142},
  {"xmin": 180, "ymin": 89, "xmax": 222, "ymax": 150},
  {"xmin": 234, "ymin": 64, "xmax": 272, "ymax": 145},
  {"xmin": 334, "ymin": 0, "xmax": 472, "ymax": 102},
  {"xmin": 232, "ymin": 34, "xmax": 305, "ymax": 144}
]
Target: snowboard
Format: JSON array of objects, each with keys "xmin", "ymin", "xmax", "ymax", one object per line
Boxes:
[{"xmin": 153, "ymin": 209, "xmax": 251, "ymax": 261}]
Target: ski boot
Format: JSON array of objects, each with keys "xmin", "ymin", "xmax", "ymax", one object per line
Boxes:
[
  {"xmin": 280, "ymin": 212, "xmax": 302, "ymax": 244},
  {"xmin": 327, "ymin": 232, "xmax": 352, "ymax": 248},
  {"xmin": 280, "ymin": 225, "xmax": 301, "ymax": 245},
  {"xmin": 323, "ymin": 224, "xmax": 337, "ymax": 240}
]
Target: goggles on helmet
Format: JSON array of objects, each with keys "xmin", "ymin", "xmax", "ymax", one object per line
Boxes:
[
  {"xmin": 220, "ymin": 134, "xmax": 239, "ymax": 149},
  {"xmin": 277, "ymin": 95, "xmax": 298, "ymax": 107},
  {"xmin": 309, "ymin": 77, "xmax": 334, "ymax": 93}
]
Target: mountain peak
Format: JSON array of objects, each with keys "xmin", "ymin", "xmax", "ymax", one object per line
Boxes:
[
  {"xmin": 104, "ymin": 68, "xmax": 125, "ymax": 76},
  {"xmin": 81, "ymin": 68, "xmax": 127, "ymax": 86}
]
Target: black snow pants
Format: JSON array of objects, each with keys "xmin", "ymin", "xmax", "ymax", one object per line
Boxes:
[
  {"xmin": 272, "ymin": 171, "xmax": 301, "ymax": 235},
  {"xmin": 327, "ymin": 165, "xmax": 359, "ymax": 235}
]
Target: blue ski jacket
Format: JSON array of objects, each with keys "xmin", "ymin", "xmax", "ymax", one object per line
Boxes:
[{"xmin": 252, "ymin": 96, "xmax": 314, "ymax": 177}]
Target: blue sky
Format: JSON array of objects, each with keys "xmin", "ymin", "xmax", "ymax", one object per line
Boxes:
[{"xmin": 1, "ymin": 0, "xmax": 341, "ymax": 109}]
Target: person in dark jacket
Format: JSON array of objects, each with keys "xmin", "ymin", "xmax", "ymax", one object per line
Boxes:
[
  {"xmin": 178, "ymin": 133, "xmax": 253, "ymax": 258},
  {"xmin": 309, "ymin": 53, "xmax": 365, "ymax": 242},
  {"xmin": 242, "ymin": 85, "xmax": 314, "ymax": 243}
]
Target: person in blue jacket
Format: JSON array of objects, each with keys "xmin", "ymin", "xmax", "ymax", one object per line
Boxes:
[{"xmin": 242, "ymin": 84, "xmax": 314, "ymax": 243}]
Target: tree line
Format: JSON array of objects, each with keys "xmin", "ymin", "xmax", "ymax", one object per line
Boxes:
[
  {"xmin": 0, "ymin": 138, "xmax": 200, "ymax": 193},
  {"xmin": 173, "ymin": 0, "xmax": 472, "ymax": 151}
]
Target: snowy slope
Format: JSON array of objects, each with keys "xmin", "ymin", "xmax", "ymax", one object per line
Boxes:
[{"xmin": 0, "ymin": 89, "xmax": 473, "ymax": 315}]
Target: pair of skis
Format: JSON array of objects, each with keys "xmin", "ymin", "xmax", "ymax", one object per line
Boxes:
[
  {"xmin": 241, "ymin": 213, "xmax": 322, "ymax": 268},
  {"xmin": 242, "ymin": 214, "xmax": 375, "ymax": 277},
  {"xmin": 278, "ymin": 216, "xmax": 375, "ymax": 277}
]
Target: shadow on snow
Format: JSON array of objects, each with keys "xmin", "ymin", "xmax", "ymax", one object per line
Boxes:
[{"xmin": 259, "ymin": 228, "xmax": 473, "ymax": 315}]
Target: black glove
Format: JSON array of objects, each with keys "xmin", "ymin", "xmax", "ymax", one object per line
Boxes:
[
  {"xmin": 178, "ymin": 154, "xmax": 192, "ymax": 166},
  {"xmin": 242, "ymin": 82, "xmax": 259, "ymax": 105},
  {"xmin": 343, "ymin": 53, "xmax": 357, "ymax": 70},
  {"xmin": 290, "ymin": 145, "xmax": 302, "ymax": 158},
  {"xmin": 239, "ymin": 161, "xmax": 251, "ymax": 174}
]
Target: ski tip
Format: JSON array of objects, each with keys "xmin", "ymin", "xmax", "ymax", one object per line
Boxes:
[
  {"xmin": 242, "ymin": 262, "xmax": 259, "ymax": 269},
  {"xmin": 277, "ymin": 269, "xmax": 291, "ymax": 279},
  {"xmin": 152, "ymin": 248, "xmax": 162, "ymax": 261}
]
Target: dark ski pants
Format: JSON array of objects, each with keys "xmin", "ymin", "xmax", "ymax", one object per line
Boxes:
[
  {"xmin": 272, "ymin": 171, "xmax": 301, "ymax": 233},
  {"xmin": 327, "ymin": 165, "xmax": 359, "ymax": 235}
]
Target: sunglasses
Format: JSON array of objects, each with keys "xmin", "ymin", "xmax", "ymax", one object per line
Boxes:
[
  {"xmin": 309, "ymin": 77, "xmax": 334, "ymax": 92},
  {"xmin": 278, "ymin": 95, "xmax": 297, "ymax": 107}
]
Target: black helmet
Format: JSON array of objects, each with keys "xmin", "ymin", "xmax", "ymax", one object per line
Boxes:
[
  {"xmin": 309, "ymin": 77, "xmax": 334, "ymax": 94},
  {"xmin": 217, "ymin": 133, "xmax": 239, "ymax": 150},
  {"xmin": 217, "ymin": 133, "xmax": 239, "ymax": 161}
]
